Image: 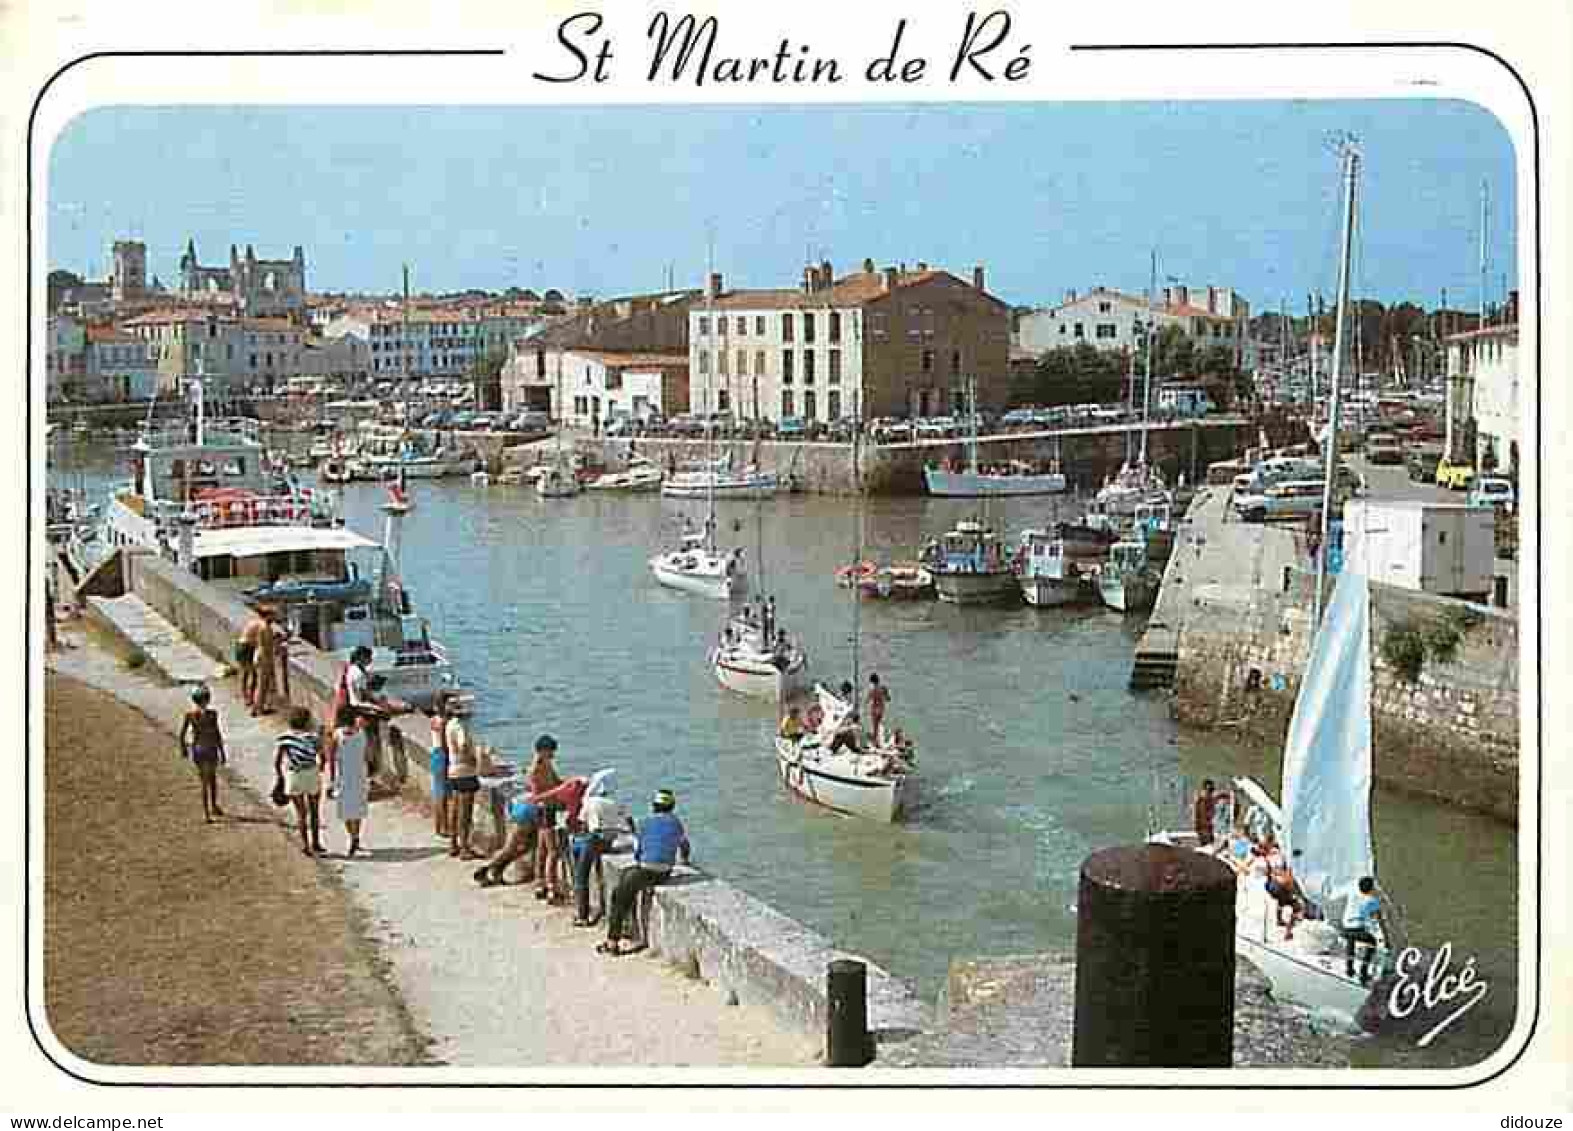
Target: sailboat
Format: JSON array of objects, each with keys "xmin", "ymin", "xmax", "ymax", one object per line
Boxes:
[
  {"xmin": 924, "ymin": 375, "xmax": 1066, "ymax": 497},
  {"xmin": 1095, "ymin": 252, "xmax": 1171, "ymax": 516},
  {"xmin": 1152, "ymin": 145, "xmax": 1393, "ymax": 1020},
  {"xmin": 775, "ymin": 400, "xmax": 917, "ymax": 822},
  {"xmin": 650, "ymin": 253, "xmax": 747, "ymax": 599},
  {"xmin": 711, "ymin": 495, "xmax": 808, "ymax": 700}
]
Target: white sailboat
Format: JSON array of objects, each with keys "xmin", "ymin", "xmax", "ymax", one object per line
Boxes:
[
  {"xmin": 537, "ymin": 364, "xmax": 582, "ymax": 499},
  {"xmin": 774, "ymin": 408, "xmax": 916, "ymax": 822},
  {"xmin": 588, "ymin": 455, "xmax": 664, "ymax": 492},
  {"xmin": 660, "ymin": 451, "xmax": 779, "ymax": 499},
  {"xmin": 650, "ymin": 247, "xmax": 746, "ymax": 599},
  {"xmin": 711, "ymin": 496, "xmax": 808, "ymax": 700},
  {"xmin": 924, "ymin": 375, "xmax": 1066, "ymax": 497},
  {"xmin": 1153, "ymin": 144, "xmax": 1392, "ymax": 1020},
  {"xmin": 1095, "ymin": 252, "xmax": 1171, "ymax": 516}
]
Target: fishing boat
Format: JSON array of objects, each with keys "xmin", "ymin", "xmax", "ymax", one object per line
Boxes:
[
  {"xmin": 536, "ymin": 462, "xmax": 582, "ymax": 498},
  {"xmin": 921, "ymin": 518, "xmax": 1018, "ymax": 605},
  {"xmin": 710, "ymin": 600, "xmax": 808, "ymax": 701},
  {"xmin": 1132, "ymin": 499, "xmax": 1176, "ymax": 564},
  {"xmin": 836, "ymin": 560, "xmax": 935, "ymax": 600},
  {"xmin": 924, "ymin": 375, "xmax": 1067, "ymax": 497},
  {"xmin": 93, "ymin": 383, "xmax": 467, "ymax": 711},
  {"xmin": 1014, "ymin": 528, "xmax": 1091, "ymax": 607},
  {"xmin": 1095, "ymin": 538, "xmax": 1159, "ymax": 613},
  {"xmin": 588, "ymin": 456, "xmax": 664, "ymax": 493},
  {"xmin": 660, "ymin": 454, "xmax": 779, "ymax": 500}
]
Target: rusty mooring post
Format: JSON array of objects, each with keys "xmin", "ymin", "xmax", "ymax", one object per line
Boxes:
[
  {"xmin": 1072, "ymin": 843, "xmax": 1236, "ymax": 1067},
  {"xmin": 826, "ymin": 958, "xmax": 873, "ymax": 1066}
]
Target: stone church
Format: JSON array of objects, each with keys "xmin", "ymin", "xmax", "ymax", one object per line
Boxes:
[{"xmin": 178, "ymin": 239, "xmax": 307, "ymax": 317}]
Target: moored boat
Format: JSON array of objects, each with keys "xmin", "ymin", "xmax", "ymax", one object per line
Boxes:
[
  {"xmin": 588, "ymin": 457, "xmax": 664, "ymax": 493},
  {"xmin": 921, "ymin": 519, "xmax": 1018, "ymax": 605},
  {"xmin": 650, "ymin": 524, "xmax": 747, "ymax": 600},
  {"xmin": 1014, "ymin": 528, "xmax": 1090, "ymax": 607},
  {"xmin": 1096, "ymin": 538, "xmax": 1158, "ymax": 613}
]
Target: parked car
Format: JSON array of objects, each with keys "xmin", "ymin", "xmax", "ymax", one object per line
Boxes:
[
  {"xmin": 469, "ymin": 413, "xmax": 498, "ymax": 431},
  {"xmin": 666, "ymin": 413, "xmax": 706, "ymax": 437},
  {"xmin": 1435, "ymin": 457, "xmax": 1476, "ymax": 491},
  {"xmin": 826, "ymin": 415, "xmax": 861, "ymax": 442},
  {"xmin": 1234, "ymin": 479, "xmax": 1348, "ymax": 524},
  {"xmin": 1406, "ymin": 448, "xmax": 1443, "ymax": 482},
  {"xmin": 1364, "ymin": 431, "xmax": 1405, "ymax": 465},
  {"xmin": 1466, "ymin": 476, "xmax": 1516, "ymax": 514},
  {"xmin": 775, "ymin": 415, "xmax": 810, "ymax": 441},
  {"xmin": 1001, "ymin": 407, "xmax": 1039, "ymax": 429}
]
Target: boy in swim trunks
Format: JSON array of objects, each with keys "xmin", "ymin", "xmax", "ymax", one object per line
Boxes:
[{"xmin": 178, "ymin": 685, "xmax": 227, "ymax": 823}]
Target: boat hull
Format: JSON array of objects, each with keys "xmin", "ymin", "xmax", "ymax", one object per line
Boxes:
[
  {"xmin": 712, "ymin": 647, "xmax": 808, "ymax": 701},
  {"xmin": 1019, "ymin": 574, "xmax": 1084, "ymax": 607},
  {"xmin": 924, "ymin": 467, "xmax": 1068, "ymax": 497},
  {"xmin": 650, "ymin": 552, "xmax": 746, "ymax": 600},
  {"xmin": 1098, "ymin": 570, "xmax": 1157, "ymax": 613},
  {"xmin": 774, "ymin": 738, "xmax": 915, "ymax": 822},
  {"xmin": 933, "ymin": 569, "xmax": 1019, "ymax": 605},
  {"xmin": 661, "ymin": 478, "xmax": 779, "ymax": 500}
]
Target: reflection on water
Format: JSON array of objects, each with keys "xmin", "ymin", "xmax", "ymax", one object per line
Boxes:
[{"xmin": 53, "ymin": 439, "xmax": 1521, "ymax": 1069}]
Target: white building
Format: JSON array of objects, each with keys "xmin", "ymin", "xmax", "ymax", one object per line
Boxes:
[
  {"xmin": 1016, "ymin": 284, "xmax": 1250, "ymax": 366},
  {"xmin": 550, "ymin": 349, "xmax": 689, "ymax": 425},
  {"xmin": 1444, "ymin": 323, "xmax": 1518, "ymax": 473}
]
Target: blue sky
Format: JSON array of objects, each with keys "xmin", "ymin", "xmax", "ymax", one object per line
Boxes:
[{"xmin": 48, "ymin": 100, "xmax": 1517, "ymax": 311}]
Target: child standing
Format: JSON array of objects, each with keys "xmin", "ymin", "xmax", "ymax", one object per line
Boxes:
[
  {"xmin": 276, "ymin": 707, "xmax": 326, "ymax": 857},
  {"xmin": 178, "ymin": 685, "xmax": 226, "ymax": 823}
]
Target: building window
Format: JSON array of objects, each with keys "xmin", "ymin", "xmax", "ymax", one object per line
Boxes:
[
  {"xmin": 717, "ymin": 389, "xmax": 730, "ymax": 412},
  {"xmin": 871, "ymin": 313, "xmax": 887, "ymax": 340},
  {"xmin": 1059, "ymin": 324, "xmax": 1066, "ymax": 335},
  {"xmin": 951, "ymin": 351, "xmax": 962, "ymax": 374},
  {"xmin": 737, "ymin": 350, "xmax": 748, "ymax": 376},
  {"xmin": 921, "ymin": 349, "xmax": 934, "ymax": 373},
  {"xmin": 803, "ymin": 313, "xmax": 816, "ymax": 343},
  {"xmin": 719, "ymin": 317, "xmax": 728, "ymax": 337},
  {"xmin": 1098, "ymin": 301, "xmax": 1111, "ymax": 313},
  {"xmin": 1074, "ymin": 323, "xmax": 1085, "ymax": 339},
  {"xmin": 828, "ymin": 390, "xmax": 842, "ymax": 420},
  {"xmin": 1096, "ymin": 323, "xmax": 1118, "ymax": 339},
  {"xmin": 698, "ymin": 317, "xmax": 710, "ymax": 337},
  {"xmin": 698, "ymin": 352, "xmax": 709, "ymax": 375},
  {"xmin": 782, "ymin": 313, "xmax": 794, "ymax": 342},
  {"xmin": 736, "ymin": 317, "xmax": 746, "ymax": 336},
  {"xmin": 718, "ymin": 350, "xmax": 728, "ymax": 375},
  {"xmin": 829, "ymin": 312, "xmax": 841, "ymax": 343},
  {"xmin": 755, "ymin": 349, "xmax": 766, "ymax": 377},
  {"xmin": 755, "ymin": 316, "xmax": 765, "ymax": 335},
  {"xmin": 803, "ymin": 350, "xmax": 815, "ymax": 385},
  {"xmin": 782, "ymin": 351, "xmax": 794, "ymax": 384},
  {"xmin": 829, "ymin": 350, "xmax": 841, "ymax": 384},
  {"xmin": 804, "ymin": 390, "xmax": 817, "ymax": 421},
  {"xmin": 782, "ymin": 390, "xmax": 795, "ymax": 416}
]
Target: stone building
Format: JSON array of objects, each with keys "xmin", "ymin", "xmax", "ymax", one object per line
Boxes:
[
  {"xmin": 110, "ymin": 240, "xmax": 147, "ymax": 302},
  {"xmin": 1016, "ymin": 283, "xmax": 1250, "ymax": 368},
  {"xmin": 178, "ymin": 240, "xmax": 308, "ymax": 317},
  {"xmin": 688, "ymin": 259, "xmax": 1010, "ymax": 424}
]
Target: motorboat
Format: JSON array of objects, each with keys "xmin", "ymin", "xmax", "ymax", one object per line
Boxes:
[
  {"xmin": 710, "ymin": 602, "xmax": 808, "ymax": 701},
  {"xmin": 921, "ymin": 518, "xmax": 1018, "ymax": 605},
  {"xmin": 774, "ymin": 684, "xmax": 917, "ymax": 823},
  {"xmin": 1096, "ymin": 538, "xmax": 1159, "ymax": 613},
  {"xmin": 588, "ymin": 457, "xmax": 664, "ymax": 493},
  {"xmin": 923, "ymin": 376, "xmax": 1068, "ymax": 497},
  {"xmin": 1014, "ymin": 528, "xmax": 1091, "ymax": 607}
]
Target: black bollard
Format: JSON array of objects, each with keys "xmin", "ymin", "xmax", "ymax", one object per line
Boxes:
[
  {"xmin": 1072, "ymin": 843, "xmax": 1236, "ymax": 1067},
  {"xmin": 1493, "ymin": 575, "xmax": 1509, "ymax": 609},
  {"xmin": 826, "ymin": 958, "xmax": 873, "ymax": 1067}
]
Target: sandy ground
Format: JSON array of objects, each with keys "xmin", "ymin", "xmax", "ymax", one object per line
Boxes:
[
  {"xmin": 44, "ymin": 671, "xmax": 429, "ymax": 1066},
  {"xmin": 46, "ymin": 623, "xmax": 820, "ymax": 1068}
]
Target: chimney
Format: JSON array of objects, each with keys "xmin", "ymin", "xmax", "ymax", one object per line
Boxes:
[
  {"xmin": 706, "ymin": 272, "xmax": 723, "ymax": 299},
  {"xmin": 819, "ymin": 259, "xmax": 833, "ymax": 290},
  {"xmin": 862, "ymin": 257, "xmax": 875, "ymax": 274},
  {"xmin": 917, "ymin": 261, "xmax": 928, "ymax": 272},
  {"xmin": 1065, "ymin": 289, "xmax": 1077, "ymax": 304},
  {"xmin": 973, "ymin": 265, "xmax": 986, "ymax": 291},
  {"xmin": 882, "ymin": 267, "xmax": 898, "ymax": 293},
  {"xmin": 802, "ymin": 266, "xmax": 815, "ymax": 293}
]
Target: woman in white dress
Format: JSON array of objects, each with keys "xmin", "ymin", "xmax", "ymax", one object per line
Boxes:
[{"xmin": 333, "ymin": 706, "xmax": 372, "ymax": 857}]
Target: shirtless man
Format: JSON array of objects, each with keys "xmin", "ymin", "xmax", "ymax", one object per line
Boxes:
[
  {"xmin": 236, "ymin": 606, "xmax": 270, "ymax": 709},
  {"xmin": 251, "ymin": 607, "xmax": 279, "ymax": 716}
]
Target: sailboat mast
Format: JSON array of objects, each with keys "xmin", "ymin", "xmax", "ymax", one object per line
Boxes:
[
  {"xmin": 1139, "ymin": 249, "xmax": 1155, "ymax": 466},
  {"xmin": 850, "ymin": 389, "xmax": 862, "ymax": 714},
  {"xmin": 705, "ymin": 233, "xmax": 717, "ymax": 553},
  {"xmin": 1313, "ymin": 146, "xmax": 1360, "ymax": 627}
]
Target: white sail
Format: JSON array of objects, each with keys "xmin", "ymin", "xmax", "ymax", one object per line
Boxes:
[{"xmin": 1281, "ymin": 558, "xmax": 1374, "ymax": 905}]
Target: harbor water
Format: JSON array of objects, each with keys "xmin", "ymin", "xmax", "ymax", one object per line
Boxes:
[{"xmin": 59, "ymin": 441, "xmax": 1520, "ymax": 1069}]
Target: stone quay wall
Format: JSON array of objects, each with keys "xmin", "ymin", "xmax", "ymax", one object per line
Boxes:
[
  {"xmin": 102, "ymin": 550, "xmax": 930, "ymax": 1048},
  {"xmin": 1171, "ymin": 565, "xmax": 1519, "ymax": 823},
  {"xmin": 531, "ymin": 417, "xmax": 1253, "ymax": 496}
]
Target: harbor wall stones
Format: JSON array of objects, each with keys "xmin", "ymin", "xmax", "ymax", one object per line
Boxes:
[
  {"xmin": 566, "ymin": 417, "xmax": 1253, "ymax": 495},
  {"xmin": 1172, "ymin": 571, "xmax": 1519, "ymax": 822},
  {"xmin": 100, "ymin": 550, "xmax": 930, "ymax": 1051}
]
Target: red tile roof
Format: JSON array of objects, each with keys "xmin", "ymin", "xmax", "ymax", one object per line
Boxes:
[
  {"xmin": 706, "ymin": 268, "xmax": 998, "ymax": 311},
  {"xmin": 574, "ymin": 350, "xmax": 689, "ymax": 369}
]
